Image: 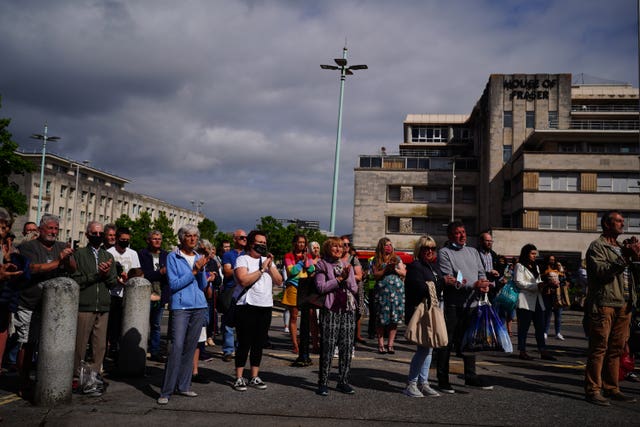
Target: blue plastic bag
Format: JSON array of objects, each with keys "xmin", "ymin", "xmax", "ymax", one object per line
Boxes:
[
  {"xmin": 462, "ymin": 294, "xmax": 513, "ymax": 353},
  {"xmin": 494, "ymin": 280, "xmax": 519, "ymax": 313}
]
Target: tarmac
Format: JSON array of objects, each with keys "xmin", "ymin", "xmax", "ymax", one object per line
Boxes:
[{"xmin": 1, "ymin": 308, "xmax": 640, "ymax": 426}]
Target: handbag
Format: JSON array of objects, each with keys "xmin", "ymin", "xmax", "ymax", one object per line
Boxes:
[
  {"xmin": 404, "ymin": 281, "xmax": 448, "ymax": 348},
  {"xmin": 494, "ymin": 280, "xmax": 519, "ymax": 312},
  {"xmin": 553, "ymin": 285, "xmax": 571, "ymax": 309},
  {"xmin": 461, "ymin": 293, "xmax": 513, "ymax": 353}
]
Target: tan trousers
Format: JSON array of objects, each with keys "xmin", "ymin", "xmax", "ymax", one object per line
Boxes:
[
  {"xmin": 584, "ymin": 304, "xmax": 631, "ymax": 396},
  {"xmin": 74, "ymin": 311, "xmax": 109, "ymax": 377}
]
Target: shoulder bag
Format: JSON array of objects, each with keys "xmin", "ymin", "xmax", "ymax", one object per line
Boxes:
[{"xmin": 404, "ymin": 281, "xmax": 448, "ymax": 348}]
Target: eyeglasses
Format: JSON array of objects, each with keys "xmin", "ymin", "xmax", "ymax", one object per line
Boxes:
[{"xmin": 342, "ymin": 243, "xmax": 350, "ymax": 247}]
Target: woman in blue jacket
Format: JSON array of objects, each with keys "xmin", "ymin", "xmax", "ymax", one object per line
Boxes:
[{"xmin": 157, "ymin": 224, "xmax": 209, "ymax": 405}]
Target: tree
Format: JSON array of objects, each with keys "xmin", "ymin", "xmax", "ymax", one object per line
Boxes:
[
  {"xmin": 255, "ymin": 216, "xmax": 327, "ymax": 261},
  {"xmin": 197, "ymin": 218, "xmax": 218, "ymax": 242},
  {"xmin": 0, "ymin": 98, "xmax": 35, "ymax": 216},
  {"xmin": 115, "ymin": 212, "xmax": 151, "ymax": 251},
  {"xmin": 153, "ymin": 211, "xmax": 177, "ymax": 250}
]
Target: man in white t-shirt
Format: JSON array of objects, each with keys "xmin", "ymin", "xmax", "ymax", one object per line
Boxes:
[{"xmin": 106, "ymin": 227, "xmax": 140, "ymax": 359}]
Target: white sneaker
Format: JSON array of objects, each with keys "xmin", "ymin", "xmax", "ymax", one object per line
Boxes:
[
  {"xmin": 233, "ymin": 377, "xmax": 247, "ymax": 392},
  {"xmin": 556, "ymin": 333, "xmax": 565, "ymax": 341},
  {"xmin": 284, "ymin": 327, "xmax": 290, "ymax": 333},
  {"xmin": 249, "ymin": 376, "xmax": 267, "ymax": 390},
  {"xmin": 543, "ymin": 333, "xmax": 548, "ymax": 340},
  {"xmin": 333, "ymin": 347, "xmax": 339, "ymax": 358},
  {"xmin": 403, "ymin": 383, "xmax": 424, "ymax": 398},
  {"xmin": 420, "ymin": 384, "xmax": 441, "ymax": 397}
]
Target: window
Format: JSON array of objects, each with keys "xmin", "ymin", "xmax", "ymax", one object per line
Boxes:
[
  {"xmin": 597, "ymin": 174, "xmax": 640, "ymax": 193},
  {"xmin": 462, "ymin": 187, "xmax": 476, "ymax": 204},
  {"xmin": 411, "ymin": 126, "xmax": 448, "ymax": 143},
  {"xmin": 539, "ymin": 211, "xmax": 578, "ymax": 230},
  {"xmin": 548, "ymin": 111, "xmax": 558, "ymax": 129},
  {"xmin": 60, "ymin": 185, "xmax": 67, "ymax": 198},
  {"xmin": 526, "ymin": 111, "xmax": 535, "ymax": 129},
  {"xmin": 45, "ymin": 181, "xmax": 52, "ymax": 196},
  {"xmin": 81, "ymin": 191, "xmax": 88, "ymax": 203},
  {"xmin": 413, "ymin": 187, "xmax": 448, "ymax": 203},
  {"xmin": 503, "ymin": 181, "xmax": 511, "ymax": 199},
  {"xmin": 100, "ymin": 196, "xmax": 106, "ymax": 207},
  {"xmin": 539, "ymin": 173, "xmax": 579, "ymax": 192},
  {"xmin": 406, "ymin": 158, "xmax": 429, "ymax": 169},
  {"xmin": 58, "ymin": 207, "xmax": 64, "ymax": 219},
  {"xmin": 387, "ymin": 217, "xmax": 400, "ymax": 233},
  {"xmin": 504, "ymin": 111, "xmax": 513, "ymax": 128},
  {"xmin": 503, "ymin": 145, "xmax": 512, "ymax": 162},
  {"xmin": 388, "ymin": 186, "xmax": 401, "ymax": 201},
  {"xmin": 412, "ymin": 218, "xmax": 428, "ymax": 234}
]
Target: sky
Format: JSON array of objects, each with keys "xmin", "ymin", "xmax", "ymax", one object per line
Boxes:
[{"xmin": 0, "ymin": 0, "xmax": 637, "ymax": 234}]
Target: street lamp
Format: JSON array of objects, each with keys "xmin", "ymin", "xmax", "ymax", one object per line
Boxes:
[
  {"xmin": 450, "ymin": 158, "xmax": 456, "ymax": 222},
  {"xmin": 321, "ymin": 46, "xmax": 367, "ymax": 235},
  {"xmin": 191, "ymin": 200, "xmax": 204, "ymax": 214},
  {"xmin": 30, "ymin": 123, "xmax": 60, "ymax": 223},
  {"xmin": 71, "ymin": 160, "xmax": 90, "ymax": 243}
]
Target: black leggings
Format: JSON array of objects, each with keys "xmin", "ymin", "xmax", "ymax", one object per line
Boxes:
[{"xmin": 234, "ymin": 304, "xmax": 272, "ymax": 368}]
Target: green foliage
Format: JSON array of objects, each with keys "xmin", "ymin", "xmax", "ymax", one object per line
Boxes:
[
  {"xmin": 0, "ymin": 99, "xmax": 36, "ymax": 216},
  {"xmin": 153, "ymin": 211, "xmax": 177, "ymax": 250},
  {"xmin": 255, "ymin": 216, "xmax": 326, "ymax": 262},
  {"xmin": 115, "ymin": 211, "xmax": 177, "ymax": 251},
  {"xmin": 197, "ymin": 218, "xmax": 218, "ymax": 242}
]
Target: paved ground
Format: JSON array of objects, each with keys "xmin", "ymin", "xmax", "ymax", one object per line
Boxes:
[{"xmin": 1, "ymin": 309, "xmax": 639, "ymax": 426}]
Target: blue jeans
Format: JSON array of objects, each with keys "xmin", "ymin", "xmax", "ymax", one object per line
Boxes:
[
  {"xmin": 160, "ymin": 308, "xmax": 207, "ymax": 397},
  {"xmin": 221, "ymin": 315, "xmax": 236, "ymax": 355},
  {"xmin": 542, "ymin": 294, "xmax": 562, "ymax": 335},
  {"xmin": 149, "ymin": 303, "xmax": 164, "ymax": 357},
  {"xmin": 408, "ymin": 345, "xmax": 433, "ymax": 384}
]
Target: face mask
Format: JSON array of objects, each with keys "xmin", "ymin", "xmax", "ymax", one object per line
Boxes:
[
  {"xmin": 117, "ymin": 240, "xmax": 130, "ymax": 249},
  {"xmin": 254, "ymin": 244, "xmax": 268, "ymax": 256},
  {"xmin": 450, "ymin": 242, "xmax": 463, "ymax": 249},
  {"xmin": 87, "ymin": 235, "xmax": 103, "ymax": 247}
]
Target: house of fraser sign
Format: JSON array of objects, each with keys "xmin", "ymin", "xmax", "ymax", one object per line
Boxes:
[{"xmin": 504, "ymin": 78, "xmax": 557, "ymax": 101}]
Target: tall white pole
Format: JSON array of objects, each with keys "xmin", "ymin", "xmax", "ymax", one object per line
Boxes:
[
  {"xmin": 329, "ymin": 47, "xmax": 348, "ymax": 235},
  {"xmin": 36, "ymin": 123, "xmax": 48, "ymax": 224},
  {"xmin": 450, "ymin": 159, "xmax": 456, "ymax": 222}
]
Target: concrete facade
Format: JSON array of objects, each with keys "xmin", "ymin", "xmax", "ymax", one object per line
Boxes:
[
  {"xmin": 353, "ymin": 73, "xmax": 639, "ymax": 264},
  {"xmin": 11, "ymin": 152, "xmax": 203, "ymax": 243}
]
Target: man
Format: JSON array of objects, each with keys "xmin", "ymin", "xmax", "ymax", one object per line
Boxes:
[
  {"xmin": 138, "ymin": 230, "xmax": 168, "ymax": 362},
  {"xmin": 21, "ymin": 222, "xmax": 39, "ymax": 243},
  {"xmin": 14, "ymin": 214, "xmax": 75, "ymax": 394},
  {"xmin": 106, "ymin": 227, "xmax": 140, "ymax": 359},
  {"xmin": 103, "ymin": 224, "xmax": 117, "ymax": 250},
  {"xmin": 436, "ymin": 221, "xmax": 493, "ymax": 392},
  {"xmin": 220, "ymin": 229, "xmax": 247, "ymax": 362},
  {"xmin": 476, "ymin": 232, "xmax": 501, "ymax": 302},
  {"xmin": 221, "ymin": 240, "xmax": 231, "ymax": 255},
  {"xmin": 584, "ymin": 210, "xmax": 639, "ymax": 405},
  {"xmin": 71, "ymin": 221, "xmax": 118, "ymax": 388}
]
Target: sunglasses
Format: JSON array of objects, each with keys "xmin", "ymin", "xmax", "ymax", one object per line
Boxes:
[
  {"xmin": 422, "ymin": 246, "xmax": 436, "ymax": 252},
  {"xmin": 236, "ymin": 236, "xmax": 247, "ymax": 240}
]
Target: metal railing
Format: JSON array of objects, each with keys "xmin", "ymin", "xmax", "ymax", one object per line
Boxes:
[
  {"xmin": 569, "ymin": 120, "xmax": 639, "ymax": 130},
  {"xmin": 358, "ymin": 156, "xmax": 478, "ymax": 171},
  {"xmin": 571, "ymin": 104, "xmax": 639, "ymax": 112}
]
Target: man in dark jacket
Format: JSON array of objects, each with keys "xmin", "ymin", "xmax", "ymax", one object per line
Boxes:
[
  {"xmin": 71, "ymin": 221, "xmax": 117, "ymax": 380},
  {"xmin": 138, "ymin": 230, "xmax": 168, "ymax": 362}
]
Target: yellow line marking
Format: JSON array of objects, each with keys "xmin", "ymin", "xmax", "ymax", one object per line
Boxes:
[{"xmin": 0, "ymin": 394, "xmax": 22, "ymax": 406}]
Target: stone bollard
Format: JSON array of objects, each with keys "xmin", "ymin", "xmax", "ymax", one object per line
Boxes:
[
  {"xmin": 35, "ymin": 277, "xmax": 79, "ymax": 407},
  {"xmin": 119, "ymin": 277, "xmax": 151, "ymax": 376}
]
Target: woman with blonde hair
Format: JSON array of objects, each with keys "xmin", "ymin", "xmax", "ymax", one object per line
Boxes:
[{"xmin": 372, "ymin": 237, "xmax": 403, "ymax": 354}]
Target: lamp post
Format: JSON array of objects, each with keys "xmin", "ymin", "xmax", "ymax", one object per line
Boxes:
[
  {"xmin": 71, "ymin": 160, "xmax": 90, "ymax": 243},
  {"xmin": 31, "ymin": 123, "xmax": 60, "ymax": 223},
  {"xmin": 321, "ymin": 46, "xmax": 367, "ymax": 235},
  {"xmin": 450, "ymin": 158, "xmax": 456, "ymax": 222},
  {"xmin": 191, "ymin": 200, "xmax": 204, "ymax": 214}
]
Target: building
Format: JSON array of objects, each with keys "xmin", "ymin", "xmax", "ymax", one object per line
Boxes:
[
  {"xmin": 353, "ymin": 73, "xmax": 639, "ymax": 266},
  {"xmin": 11, "ymin": 151, "xmax": 204, "ymax": 243}
]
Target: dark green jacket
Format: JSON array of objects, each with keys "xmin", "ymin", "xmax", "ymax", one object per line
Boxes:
[{"xmin": 71, "ymin": 246, "xmax": 117, "ymax": 312}]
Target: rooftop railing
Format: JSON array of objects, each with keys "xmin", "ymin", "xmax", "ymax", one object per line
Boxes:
[{"xmin": 358, "ymin": 156, "xmax": 478, "ymax": 171}]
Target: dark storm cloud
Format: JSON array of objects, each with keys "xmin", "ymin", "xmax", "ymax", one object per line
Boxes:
[{"xmin": 0, "ymin": 0, "xmax": 636, "ymax": 234}]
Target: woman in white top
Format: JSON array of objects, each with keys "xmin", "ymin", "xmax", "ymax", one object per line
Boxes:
[
  {"xmin": 514, "ymin": 243, "xmax": 556, "ymax": 361},
  {"xmin": 232, "ymin": 230, "xmax": 283, "ymax": 391}
]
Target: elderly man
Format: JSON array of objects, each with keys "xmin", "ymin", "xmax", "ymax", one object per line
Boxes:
[
  {"xmin": 436, "ymin": 221, "xmax": 493, "ymax": 393},
  {"xmin": 71, "ymin": 221, "xmax": 118, "ymax": 392},
  {"xmin": 584, "ymin": 210, "xmax": 640, "ymax": 406},
  {"xmin": 15, "ymin": 214, "xmax": 75, "ymax": 395}
]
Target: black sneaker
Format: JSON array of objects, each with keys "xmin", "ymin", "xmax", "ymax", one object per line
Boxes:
[
  {"xmin": 465, "ymin": 376, "xmax": 494, "ymax": 390},
  {"xmin": 337, "ymin": 383, "xmax": 355, "ymax": 394},
  {"xmin": 437, "ymin": 383, "xmax": 456, "ymax": 394},
  {"xmin": 316, "ymin": 385, "xmax": 329, "ymax": 396}
]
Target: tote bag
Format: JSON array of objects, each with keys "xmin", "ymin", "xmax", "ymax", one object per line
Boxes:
[{"xmin": 405, "ymin": 281, "xmax": 448, "ymax": 348}]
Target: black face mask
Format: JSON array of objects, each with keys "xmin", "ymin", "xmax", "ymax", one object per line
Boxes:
[
  {"xmin": 87, "ymin": 235, "xmax": 103, "ymax": 247},
  {"xmin": 254, "ymin": 244, "xmax": 268, "ymax": 256},
  {"xmin": 117, "ymin": 240, "xmax": 130, "ymax": 249}
]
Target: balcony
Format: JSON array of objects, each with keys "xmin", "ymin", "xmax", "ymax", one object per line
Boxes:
[
  {"xmin": 358, "ymin": 156, "xmax": 478, "ymax": 171},
  {"xmin": 569, "ymin": 120, "xmax": 639, "ymax": 130},
  {"xmin": 571, "ymin": 104, "xmax": 638, "ymax": 112}
]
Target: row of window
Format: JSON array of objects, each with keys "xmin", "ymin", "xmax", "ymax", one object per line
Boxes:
[
  {"xmin": 388, "ymin": 185, "xmax": 476, "ymax": 204},
  {"xmin": 539, "ymin": 211, "xmax": 640, "ymax": 232},
  {"xmin": 503, "ymin": 111, "xmax": 557, "ymax": 129},
  {"xmin": 387, "ymin": 217, "xmax": 476, "ymax": 236},
  {"xmin": 538, "ymin": 173, "xmax": 639, "ymax": 193},
  {"xmin": 410, "ymin": 126, "xmax": 473, "ymax": 143}
]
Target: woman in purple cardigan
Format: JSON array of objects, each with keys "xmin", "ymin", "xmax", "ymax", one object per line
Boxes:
[{"xmin": 314, "ymin": 236, "xmax": 358, "ymax": 396}]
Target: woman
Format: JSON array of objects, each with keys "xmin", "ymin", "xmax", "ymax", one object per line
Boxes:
[
  {"xmin": 340, "ymin": 237, "xmax": 365, "ymax": 344},
  {"xmin": 372, "ymin": 238, "xmax": 404, "ymax": 354},
  {"xmin": 315, "ymin": 237, "xmax": 358, "ymax": 396},
  {"xmin": 282, "ymin": 234, "xmax": 311, "ymax": 355},
  {"xmin": 542, "ymin": 255, "xmax": 565, "ymax": 341},
  {"xmin": 307, "ymin": 241, "xmax": 321, "ymax": 353},
  {"xmin": 232, "ymin": 230, "xmax": 283, "ymax": 391},
  {"xmin": 404, "ymin": 235, "xmax": 447, "ymax": 398},
  {"xmin": 158, "ymin": 225, "xmax": 210, "ymax": 405},
  {"xmin": 514, "ymin": 244, "xmax": 555, "ymax": 361}
]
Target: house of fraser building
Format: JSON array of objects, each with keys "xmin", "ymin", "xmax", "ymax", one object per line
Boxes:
[{"xmin": 353, "ymin": 74, "xmax": 639, "ymax": 263}]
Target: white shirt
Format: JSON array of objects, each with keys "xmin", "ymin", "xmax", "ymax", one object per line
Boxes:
[
  {"xmin": 234, "ymin": 254, "xmax": 273, "ymax": 307},
  {"xmin": 107, "ymin": 246, "xmax": 141, "ymax": 298}
]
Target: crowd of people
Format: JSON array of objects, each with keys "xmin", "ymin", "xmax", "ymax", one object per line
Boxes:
[{"xmin": 0, "ymin": 208, "xmax": 638, "ymax": 407}]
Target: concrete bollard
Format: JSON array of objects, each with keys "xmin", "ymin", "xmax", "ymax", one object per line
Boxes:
[
  {"xmin": 35, "ymin": 277, "xmax": 79, "ymax": 407},
  {"xmin": 119, "ymin": 277, "xmax": 151, "ymax": 376}
]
